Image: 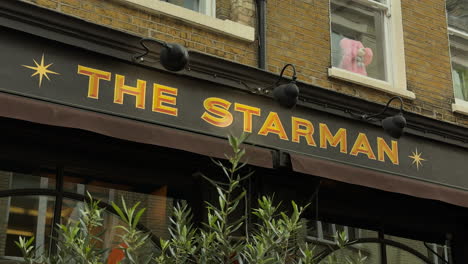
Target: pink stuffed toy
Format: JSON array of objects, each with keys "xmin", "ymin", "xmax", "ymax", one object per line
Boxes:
[{"xmin": 339, "ymin": 38, "xmax": 373, "ymax": 76}]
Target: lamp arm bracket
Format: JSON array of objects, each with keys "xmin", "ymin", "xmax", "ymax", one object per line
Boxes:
[
  {"xmin": 363, "ymin": 96, "xmax": 404, "ymax": 120},
  {"xmin": 275, "ymin": 63, "xmax": 297, "ymax": 86},
  {"xmin": 133, "ymin": 38, "xmax": 169, "ymax": 62}
]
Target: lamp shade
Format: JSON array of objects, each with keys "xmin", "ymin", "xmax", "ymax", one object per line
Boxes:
[
  {"xmin": 273, "ymin": 81, "xmax": 299, "ymax": 108},
  {"xmin": 382, "ymin": 114, "xmax": 406, "ymax": 139},
  {"xmin": 160, "ymin": 43, "xmax": 189, "ymax": 71}
]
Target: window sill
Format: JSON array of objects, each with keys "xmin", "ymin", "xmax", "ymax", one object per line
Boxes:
[
  {"xmin": 328, "ymin": 67, "xmax": 416, "ymax": 100},
  {"xmin": 452, "ymin": 99, "xmax": 468, "ymax": 115},
  {"xmin": 116, "ymin": 0, "xmax": 255, "ymax": 42}
]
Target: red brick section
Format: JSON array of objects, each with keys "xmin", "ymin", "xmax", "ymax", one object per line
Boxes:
[{"xmin": 20, "ymin": 0, "xmax": 468, "ymax": 128}]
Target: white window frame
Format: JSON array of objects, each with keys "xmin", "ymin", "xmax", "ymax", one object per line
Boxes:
[
  {"xmin": 430, "ymin": 243, "xmax": 450, "ymax": 264},
  {"xmin": 199, "ymin": 0, "xmax": 216, "ymax": 17},
  {"xmin": 328, "ymin": 0, "xmax": 415, "ymax": 100},
  {"xmin": 116, "ymin": 0, "xmax": 255, "ymax": 42},
  {"xmin": 449, "ymin": 27, "xmax": 468, "ymax": 115}
]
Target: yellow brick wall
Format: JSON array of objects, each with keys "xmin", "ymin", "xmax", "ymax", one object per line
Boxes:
[
  {"xmin": 266, "ymin": 0, "xmax": 468, "ymax": 127},
  {"xmin": 401, "ymin": 0, "xmax": 465, "ymax": 125},
  {"xmin": 21, "ymin": 0, "xmax": 468, "ymax": 128},
  {"xmin": 20, "ymin": 0, "xmax": 257, "ymax": 66}
]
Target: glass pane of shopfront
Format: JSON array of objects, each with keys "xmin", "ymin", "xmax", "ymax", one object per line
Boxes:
[
  {"xmin": 319, "ymin": 243, "xmax": 381, "ymax": 264},
  {"xmin": 307, "ymin": 221, "xmax": 381, "ymax": 263},
  {"xmin": 0, "ymin": 169, "xmax": 55, "ymax": 190},
  {"xmin": 61, "ymin": 198, "xmax": 158, "ymax": 260},
  {"xmin": 0, "ymin": 196, "xmax": 55, "ymax": 259},
  {"xmin": 63, "ymin": 175, "xmax": 181, "ymax": 240},
  {"xmin": 386, "ymin": 245, "xmax": 427, "ymax": 264},
  {"xmin": 385, "ymin": 234, "xmax": 450, "ymax": 264}
]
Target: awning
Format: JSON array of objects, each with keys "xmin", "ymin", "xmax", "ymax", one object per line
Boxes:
[
  {"xmin": 0, "ymin": 92, "xmax": 274, "ymax": 168},
  {"xmin": 291, "ymin": 153, "xmax": 468, "ymax": 208}
]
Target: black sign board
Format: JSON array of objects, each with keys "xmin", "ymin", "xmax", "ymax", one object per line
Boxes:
[{"xmin": 0, "ymin": 27, "xmax": 467, "ymax": 191}]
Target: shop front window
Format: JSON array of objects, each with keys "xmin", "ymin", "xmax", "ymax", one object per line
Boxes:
[
  {"xmin": 0, "ymin": 163, "xmax": 190, "ymax": 262},
  {"xmin": 0, "ymin": 196, "xmax": 55, "ymax": 259},
  {"xmin": 307, "ymin": 221, "xmax": 381, "ymax": 263},
  {"xmin": 306, "ymin": 220, "xmax": 451, "ymax": 264},
  {"xmin": 61, "ymin": 199, "xmax": 157, "ymax": 259}
]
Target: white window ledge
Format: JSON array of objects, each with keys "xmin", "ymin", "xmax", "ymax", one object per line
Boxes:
[
  {"xmin": 328, "ymin": 67, "xmax": 416, "ymax": 100},
  {"xmin": 452, "ymin": 98, "xmax": 468, "ymax": 115},
  {"xmin": 116, "ymin": 0, "xmax": 255, "ymax": 42}
]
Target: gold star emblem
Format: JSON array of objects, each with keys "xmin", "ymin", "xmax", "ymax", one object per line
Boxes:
[
  {"xmin": 408, "ymin": 148, "xmax": 426, "ymax": 171},
  {"xmin": 22, "ymin": 54, "xmax": 59, "ymax": 87}
]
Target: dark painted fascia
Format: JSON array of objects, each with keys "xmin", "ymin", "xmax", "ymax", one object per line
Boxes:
[{"xmin": 0, "ymin": 0, "xmax": 467, "ymax": 148}]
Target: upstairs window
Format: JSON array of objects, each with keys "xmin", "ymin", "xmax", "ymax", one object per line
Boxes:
[
  {"xmin": 163, "ymin": 0, "xmax": 215, "ymax": 16},
  {"xmin": 331, "ymin": 0, "xmax": 388, "ymax": 81},
  {"xmin": 447, "ymin": 0, "xmax": 468, "ymax": 107},
  {"xmin": 329, "ymin": 0, "xmax": 414, "ymax": 99}
]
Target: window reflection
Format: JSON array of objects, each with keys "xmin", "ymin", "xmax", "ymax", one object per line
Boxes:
[
  {"xmin": 307, "ymin": 220, "xmax": 451, "ymax": 264},
  {"xmin": 385, "ymin": 234, "xmax": 450, "ymax": 264},
  {"xmin": 0, "ymin": 169, "xmax": 55, "ymax": 191},
  {"xmin": 450, "ymin": 34, "xmax": 468, "ymax": 101},
  {"xmin": 319, "ymin": 243, "xmax": 381, "ymax": 264},
  {"xmin": 330, "ymin": 0, "xmax": 387, "ymax": 81},
  {"xmin": 165, "ymin": 0, "xmax": 200, "ymax": 12},
  {"xmin": 64, "ymin": 176, "xmax": 179, "ymax": 240},
  {"xmin": 61, "ymin": 199, "xmax": 157, "ymax": 262},
  {"xmin": 446, "ymin": 0, "xmax": 468, "ymax": 32},
  {"xmin": 307, "ymin": 221, "xmax": 381, "ymax": 264},
  {"xmin": 0, "ymin": 196, "xmax": 55, "ymax": 258},
  {"xmin": 386, "ymin": 245, "xmax": 427, "ymax": 264}
]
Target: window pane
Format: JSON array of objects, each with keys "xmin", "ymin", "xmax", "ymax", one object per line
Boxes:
[
  {"xmin": 0, "ymin": 196, "xmax": 55, "ymax": 258},
  {"xmin": 0, "ymin": 169, "xmax": 55, "ymax": 191},
  {"xmin": 61, "ymin": 199, "xmax": 157, "ymax": 261},
  {"xmin": 385, "ymin": 234, "xmax": 450, "ymax": 263},
  {"xmin": 165, "ymin": 0, "xmax": 200, "ymax": 12},
  {"xmin": 318, "ymin": 243, "xmax": 381, "ymax": 264},
  {"xmin": 450, "ymin": 34, "xmax": 468, "ymax": 101},
  {"xmin": 64, "ymin": 176, "xmax": 181, "ymax": 240},
  {"xmin": 446, "ymin": 0, "xmax": 468, "ymax": 32},
  {"xmin": 306, "ymin": 221, "xmax": 380, "ymax": 263},
  {"xmin": 386, "ymin": 245, "xmax": 428, "ymax": 264},
  {"xmin": 331, "ymin": 0, "xmax": 387, "ymax": 81}
]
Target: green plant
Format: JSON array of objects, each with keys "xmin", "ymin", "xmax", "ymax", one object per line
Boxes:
[
  {"xmin": 147, "ymin": 133, "xmax": 320, "ymax": 264},
  {"xmin": 16, "ymin": 134, "xmax": 364, "ymax": 264}
]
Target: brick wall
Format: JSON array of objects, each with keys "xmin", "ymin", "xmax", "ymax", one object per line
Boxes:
[
  {"xmin": 20, "ymin": 0, "xmax": 257, "ymax": 66},
  {"xmin": 21, "ymin": 0, "xmax": 468, "ymax": 128},
  {"xmin": 402, "ymin": 0, "xmax": 468, "ymax": 126},
  {"xmin": 216, "ymin": 0, "xmax": 231, "ymax": 20},
  {"xmin": 231, "ymin": 0, "xmax": 255, "ymax": 26},
  {"xmin": 266, "ymin": 0, "xmax": 468, "ymax": 128}
]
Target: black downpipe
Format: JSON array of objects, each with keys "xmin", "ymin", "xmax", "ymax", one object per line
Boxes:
[{"xmin": 257, "ymin": 0, "xmax": 267, "ymax": 69}]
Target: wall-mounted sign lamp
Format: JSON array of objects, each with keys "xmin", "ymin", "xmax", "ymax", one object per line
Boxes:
[
  {"xmin": 273, "ymin": 64, "xmax": 300, "ymax": 108},
  {"xmin": 358, "ymin": 96, "xmax": 407, "ymax": 139},
  {"xmin": 133, "ymin": 38, "xmax": 189, "ymax": 71}
]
